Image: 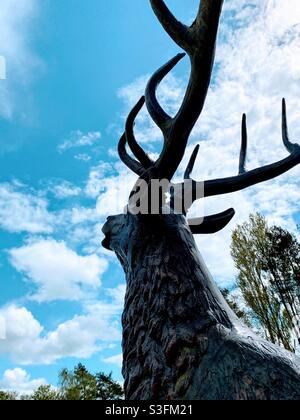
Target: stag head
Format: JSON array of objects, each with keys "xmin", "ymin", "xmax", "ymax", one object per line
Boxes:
[{"xmin": 102, "ymin": 0, "xmax": 300, "ymax": 251}]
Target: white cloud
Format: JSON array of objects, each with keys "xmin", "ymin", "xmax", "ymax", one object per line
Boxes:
[
  {"xmin": 95, "ymin": 171, "xmax": 137, "ymax": 217},
  {"xmin": 0, "ymin": 55, "xmax": 5, "ymax": 80},
  {"xmin": 106, "ymin": 284, "xmax": 126, "ymax": 305},
  {"xmin": 48, "ymin": 180, "xmax": 81, "ymax": 199},
  {"xmin": 0, "ymin": 368, "xmax": 47, "ymax": 395},
  {"xmin": 9, "ymin": 239, "xmax": 108, "ymax": 302},
  {"xmin": 56, "ymin": 206, "xmax": 98, "ymax": 230},
  {"xmin": 74, "ymin": 153, "xmax": 92, "ymax": 162},
  {"xmin": 0, "ymin": 183, "xmax": 53, "ymax": 234},
  {"xmin": 4, "ymin": 305, "xmax": 43, "ymax": 337},
  {"xmin": 0, "ymin": 315, "xmax": 5, "ymax": 340},
  {"xmin": 0, "ymin": 287, "xmax": 124, "ymax": 364},
  {"xmin": 84, "ymin": 161, "xmax": 139, "ymax": 216},
  {"xmin": 85, "ymin": 162, "xmax": 116, "ymax": 199},
  {"xmin": 84, "ymin": 161, "xmax": 136, "ymax": 215},
  {"xmin": 103, "ymin": 354, "xmax": 123, "ymax": 368},
  {"xmin": 0, "ymin": 0, "xmax": 41, "ymax": 119},
  {"xmin": 58, "ymin": 131, "xmax": 101, "ymax": 153}
]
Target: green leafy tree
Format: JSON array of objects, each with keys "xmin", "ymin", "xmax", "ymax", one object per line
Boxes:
[
  {"xmin": 264, "ymin": 226, "xmax": 300, "ymax": 329},
  {"xmin": 0, "ymin": 391, "xmax": 17, "ymax": 400},
  {"xmin": 59, "ymin": 364, "xmax": 97, "ymax": 400},
  {"xmin": 96, "ymin": 372, "xmax": 124, "ymax": 400},
  {"xmin": 30, "ymin": 385, "xmax": 61, "ymax": 400},
  {"xmin": 231, "ymin": 213, "xmax": 300, "ymax": 352},
  {"xmin": 221, "ymin": 288, "xmax": 252, "ymax": 328},
  {"xmin": 0, "ymin": 364, "xmax": 123, "ymax": 400}
]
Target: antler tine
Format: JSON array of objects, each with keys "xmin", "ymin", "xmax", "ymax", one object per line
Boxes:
[
  {"xmin": 188, "ymin": 208, "xmax": 235, "ymax": 234},
  {"xmin": 145, "ymin": 53, "xmax": 186, "ymax": 131},
  {"xmin": 183, "ymin": 146, "xmax": 235, "ymax": 234},
  {"xmin": 126, "ymin": 96, "xmax": 154, "ymax": 169},
  {"xmin": 184, "ymin": 144, "xmax": 200, "ymax": 180},
  {"xmin": 239, "ymin": 114, "xmax": 248, "ymax": 175},
  {"xmin": 203, "ymin": 152, "xmax": 300, "ymax": 198},
  {"xmin": 169, "ymin": 145, "xmax": 200, "ymax": 215},
  {"xmin": 171, "ymin": 100, "xmax": 300, "ymax": 211},
  {"xmin": 282, "ymin": 98, "xmax": 298, "ymax": 153},
  {"xmin": 172, "ymin": 0, "xmax": 224, "ymax": 139},
  {"xmin": 150, "ymin": 0, "xmax": 193, "ymax": 52},
  {"xmin": 192, "ymin": 101, "xmax": 300, "ymax": 199},
  {"xmin": 146, "ymin": 1, "xmax": 224, "ymax": 181},
  {"xmin": 118, "ymin": 134, "xmax": 145, "ymax": 176}
]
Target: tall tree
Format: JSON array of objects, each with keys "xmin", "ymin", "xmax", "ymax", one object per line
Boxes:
[
  {"xmin": 231, "ymin": 214, "xmax": 300, "ymax": 352},
  {"xmin": 265, "ymin": 226, "xmax": 300, "ymax": 333},
  {"xmin": 102, "ymin": 0, "xmax": 300, "ymax": 400},
  {"xmin": 59, "ymin": 364, "xmax": 124, "ymax": 401},
  {"xmin": 59, "ymin": 364, "xmax": 97, "ymax": 400},
  {"xmin": 96, "ymin": 372, "xmax": 124, "ymax": 400}
]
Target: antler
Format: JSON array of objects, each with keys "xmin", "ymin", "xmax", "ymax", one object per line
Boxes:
[
  {"xmin": 120, "ymin": 0, "xmax": 223, "ymax": 181},
  {"xmin": 118, "ymin": 134, "xmax": 145, "ymax": 177},
  {"xmin": 149, "ymin": 0, "xmax": 193, "ymax": 52},
  {"xmin": 118, "ymin": 97, "xmax": 154, "ymax": 176},
  {"xmin": 125, "ymin": 96, "xmax": 154, "ymax": 169},
  {"xmin": 179, "ymin": 143, "xmax": 235, "ymax": 233},
  {"xmin": 145, "ymin": 0, "xmax": 224, "ymax": 180},
  {"xmin": 188, "ymin": 208, "xmax": 236, "ymax": 235},
  {"xmin": 117, "ymin": 1, "xmax": 300, "ymax": 236},
  {"xmin": 183, "ymin": 99, "xmax": 300, "ymax": 203},
  {"xmin": 239, "ymin": 114, "xmax": 248, "ymax": 175}
]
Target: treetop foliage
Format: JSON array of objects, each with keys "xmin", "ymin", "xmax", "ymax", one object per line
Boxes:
[{"xmin": 0, "ymin": 364, "xmax": 124, "ymax": 401}]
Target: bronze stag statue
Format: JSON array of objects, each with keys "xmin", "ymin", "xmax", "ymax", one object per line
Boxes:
[{"xmin": 102, "ymin": 0, "xmax": 300, "ymax": 400}]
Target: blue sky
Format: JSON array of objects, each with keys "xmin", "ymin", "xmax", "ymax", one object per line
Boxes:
[{"xmin": 1, "ymin": 0, "xmax": 300, "ymax": 393}]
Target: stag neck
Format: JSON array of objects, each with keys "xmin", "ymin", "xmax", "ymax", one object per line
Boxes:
[{"xmin": 115, "ymin": 214, "xmax": 236, "ymax": 328}]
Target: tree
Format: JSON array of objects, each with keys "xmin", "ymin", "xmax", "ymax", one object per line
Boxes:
[
  {"xmin": 96, "ymin": 372, "xmax": 124, "ymax": 400},
  {"xmin": 58, "ymin": 364, "xmax": 124, "ymax": 400},
  {"xmin": 30, "ymin": 385, "xmax": 61, "ymax": 401},
  {"xmin": 221, "ymin": 288, "xmax": 252, "ymax": 328},
  {"xmin": 0, "ymin": 365, "xmax": 123, "ymax": 400},
  {"xmin": 59, "ymin": 364, "xmax": 97, "ymax": 400},
  {"xmin": 19, "ymin": 385, "xmax": 60, "ymax": 400},
  {"xmin": 265, "ymin": 225, "xmax": 300, "ymax": 343},
  {"xmin": 231, "ymin": 214, "xmax": 300, "ymax": 352},
  {"xmin": 0, "ymin": 391, "xmax": 17, "ymax": 400},
  {"xmin": 102, "ymin": 0, "xmax": 300, "ymax": 400}
]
